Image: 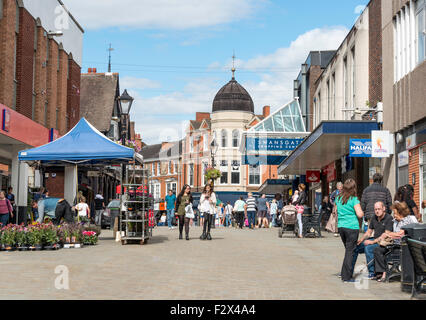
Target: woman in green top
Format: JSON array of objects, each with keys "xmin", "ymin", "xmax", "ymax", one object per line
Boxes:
[
  {"xmin": 175, "ymin": 184, "xmax": 193, "ymax": 240},
  {"xmin": 335, "ymin": 179, "xmax": 364, "ymax": 282}
]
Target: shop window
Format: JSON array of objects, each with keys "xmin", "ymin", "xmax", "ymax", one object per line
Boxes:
[
  {"xmin": 398, "ymin": 165, "xmax": 409, "ymax": 187},
  {"xmin": 220, "ymin": 160, "xmax": 228, "ymax": 184}
]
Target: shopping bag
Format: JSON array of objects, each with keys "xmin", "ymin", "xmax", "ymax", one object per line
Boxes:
[
  {"xmin": 185, "ymin": 204, "xmax": 195, "ymax": 219},
  {"xmin": 245, "ymin": 218, "xmax": 249, "ymax": 227},
  {"xmin": 325, "ymin": 206, "xmax": 338, "ymax": 233}
]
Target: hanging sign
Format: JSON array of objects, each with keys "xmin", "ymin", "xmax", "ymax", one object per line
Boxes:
[
  {"xmin": 371, "ymin": 130, "xmax": 392, "ymax": 158},
  {"xmin": 323, "ymin": 162, "xmax": 336, "ymax": 183},
  {"xmin": 398, "ymin": 151, "xmax": 409, "ymax": 167},
  {"xmin": 406, "ymin": 133, "xmax": 416, "ymax": 150},
  {"xmin": 349, "ymin": 139, "xmax": 372, "ymax": 157},
  {"xmin": 306, "ymin": 170, "xmax": 321, "ymax": 183},
  {"xmin": 2, "ymin": 109, "xmax": 10, "ymax": 132}
]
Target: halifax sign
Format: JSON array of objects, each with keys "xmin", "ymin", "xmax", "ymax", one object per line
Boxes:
[{"xmin": 349, "ymin": 139, "xmax": 372, "ymax": 158}]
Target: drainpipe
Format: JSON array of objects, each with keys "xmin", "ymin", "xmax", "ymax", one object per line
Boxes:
[{"xmin": 301, "ymin": 64, "xmax": 308, "ymax": 131}]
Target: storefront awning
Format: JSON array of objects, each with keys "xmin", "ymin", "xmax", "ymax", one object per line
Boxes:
[
  {"xmin": 278, "ymin": 121, "xmax": 379, "ymax": 175},
  {"xmin": 258, "ymin": 179, "xmax": 292, "ymax": 195}
]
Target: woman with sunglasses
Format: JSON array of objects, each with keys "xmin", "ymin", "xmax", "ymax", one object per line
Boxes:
[{"xmin": 175, "ymin": 184, "xmax": 193, "ymax": 240}]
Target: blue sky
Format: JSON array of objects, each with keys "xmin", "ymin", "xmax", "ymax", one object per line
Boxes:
[{"xmin": 63, "ymin": 0, "xmax": 369, "ymax": 144}]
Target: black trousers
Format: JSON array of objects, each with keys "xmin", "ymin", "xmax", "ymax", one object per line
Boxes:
[
  {"xmin": 338, "ymin": 227, "xmax": 359, "ymax": 281},
  {"xmin": 374, "ymin": 246, "xmax": 388, "ymax": 273},
  {"xmin": 178, "ymin": 215, "xmax": 190, "ymax": 236},
  {"xmin": 202, "ymin": 214, "xmax": 214, "ymax": 234},
  {"xmin": 235, "ymin": 211, "xmax": 244, "ymax": 228}
]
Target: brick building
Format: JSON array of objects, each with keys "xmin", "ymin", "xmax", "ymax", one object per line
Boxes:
[
  {"xmin": 0, "ymin": 0, "xmax": 83, "ymax": 220},
  {"xmin": 381, "ymin": 0, "xmax": 426, "ymax": 220}
]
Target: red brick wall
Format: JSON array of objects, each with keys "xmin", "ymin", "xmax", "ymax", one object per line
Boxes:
[
  {"xmin": 16, "ymin": 7, "xmax": 35, "ymax": 119},
  {"xmin": 0, "ymin": 0, "xmax": 17, "ymax": 109},
  {"xmin": 408, "ymin": 147, "xmax": 420, "ymax": 206},
  {"xmin": 34, "ymin": 25, "xmax": 48, "ymax": 126},
  {"xmin": 368, "ymin": 0, "xmax": 383, "ymax": 107},
  {"xmin": 67, "ymin": 57, "xmax": 81, "ymax": 130},
  {"xmin": 46, "ymin": 39, "xmax": 59, "ymax": 129},
  {"xmin": 57, "ymin": 47, "xmax": 68, "ymax": 135}
]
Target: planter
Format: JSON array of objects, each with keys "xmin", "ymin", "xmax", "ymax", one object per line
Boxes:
[
  {"xmin": 74, "ymin": 243, "xmax": 82, "ymax": 248},
  {"xmin": 18, "ymin": 246, "xmax": 29, "ymax": 251},
  {"xmin": 34, "ymin": 244, "xmax": 43, "ymax": 251},
  {"xmin": 4, "ymin": 246, "xmax": 17, "ymax": 252},
  {"xmin": 44, "ymin": 244, "xmax": 60, "ymax": 250}
]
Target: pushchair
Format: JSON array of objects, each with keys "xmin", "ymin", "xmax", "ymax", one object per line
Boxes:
[{"xmin": 278, "ymin": 205, "xmax": 298, "ymax": 238}]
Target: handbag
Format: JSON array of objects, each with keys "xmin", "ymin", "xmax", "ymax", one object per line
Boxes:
[
  {"xmin": 185, "ymin": 204, "xmax": 195, "ymax": 219},
  {"xmin": 379, "ymin": 236, "xmax": 394, "ymax": 247},
  {"xmin": 325, "ymin": 205, "xmax": 338, "ymax": 233}
]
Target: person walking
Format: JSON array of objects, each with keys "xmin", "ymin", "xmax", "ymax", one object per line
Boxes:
[
  {"xmin": 360, "ymin": 173, "xmax": 393, "ymax": 231},
  {"xmin": 245, "ymin": 193, "xmax": 257, "ymax": 229},
  {"xmin": 320, "ymin": 195, "xmax": 333, "ymax": 228},
  {"xmin": 175, "ymin": 184, "xmax": 193, "ymax": 240},
  {"xmin": 0, "ymin": 191, "xmax": 13, "ymax": 226},
  {"xmin": 94, "ymin": 194, "xmax": 105, "ymax": 226},
  {"xmin": 233, "ymin": 197, "xmax": 246, "ymax": 229},
  {"xmin": 257, "ymin": 194, "xmax": 270, "ymax": 228},
  {"xmin": 165, "ymin": 190, "xmax": 177, "ymax": 230},
  {"xmin": 293, "ymin": 184, "xmax": 307, "ymax": 238},
  {"xmin": 326, "ymin": 182, "xmax": 343, "ymax": 237},
  {"xmin": 224, "ymin": 202, "xmax": 233, "ymax": 227},
  {"xmin": 335, "ymin": 179, "xmax": 364, "ymax": 282},
  {"xmin": 270, "ymin": 199, "xmax": 278, "ymax": 228},
  {"xmin": 199, "ymin": 184, "xmax": 217, "ymax": 240},
  {"xmin": 6, "ymin": 187, "xmax": 16, "ymax": 224},
  {"xmin": 403, "ymin": 184, "xmax": 421, "ymax": 222}
]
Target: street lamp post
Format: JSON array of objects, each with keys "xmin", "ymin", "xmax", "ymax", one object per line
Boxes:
[
  {"xmin": 210, "ymin": 139, "xmax": 218, "ymax": 169},
  {"xmin": 118, "ymin": 89, "xmax": 134, "ymax": 196}
]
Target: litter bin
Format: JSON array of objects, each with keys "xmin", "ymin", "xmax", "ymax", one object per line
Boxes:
[{"xmin": 400, "ymin": 223, "xmax": 426, "ymax": 293}]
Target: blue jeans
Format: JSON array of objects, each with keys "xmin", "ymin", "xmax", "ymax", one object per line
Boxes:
[
  {"xmin": 167, "ymin": 209, "xmax": 175, "ymax": 228},
  {"xmin": 247, "ymin": 211, "xmax": 256, "ymax": 228},
  {"xmin": 271, "ymin": 213, "xmax": 277, "ymax": 227},
  {"xmin": 224, "ymin": 214, "xmax": 231, "ymax": 227},
  {"xmin": 352, "ymin": 238, "xmax": 378, "ymax": 276},
  {"xmin": 0, "ymin": 213, "xmax": 9, "ymax": 226}
]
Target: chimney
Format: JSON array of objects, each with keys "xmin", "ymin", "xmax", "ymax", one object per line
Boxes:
[
  {"xmin": 196, "ymin": 112, "xmax": 210, "ymax": 122},
  {"xmin": 263, "ymin": 106, "xmax": 271, "ymax": 118},
  {"xmin": 87, "ymin": 68, "xmax": 97, "ymax": 73}
]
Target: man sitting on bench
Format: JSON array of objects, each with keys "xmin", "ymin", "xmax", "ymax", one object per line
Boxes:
[{"xmin": 351, "ymin": 201, "xmax": 393, "ymax": 280}]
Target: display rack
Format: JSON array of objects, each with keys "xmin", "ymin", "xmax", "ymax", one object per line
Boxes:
[{"xmin": 119, "ymin": 164, "xmax": 154, "ymax": 245}]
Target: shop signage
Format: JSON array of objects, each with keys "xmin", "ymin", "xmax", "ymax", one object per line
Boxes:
[
  {"xmin": 349, "ymin": 139, "xmax": 372, "ymax": 157},
  {"xmin": 398, "ymin": 151, "xmax": 409, "ymax": 167},
  {"xmin": 87, "ymin": 171, "xmax": 99, "ymax": 177},
  {"xmin": 323, "ymin": 162, "xmax": 336, "ymax": 183},
  {"xmin": 2, "ymin": 109, "xmax": 10, "ymax": 132},
  {"xmin": 49, "ymin": 128, "xmax": 59, "ymax": 142},
  {"xmin": 406, "ymin": 133, "xmax": 416, "ymax": 150},
  {"xmin": 246, "ymin": 138, "xmax": 304, "ymax": 151},
  {"xmin": 306, "ymin": 170, "xmax": 321, "ymax": 183},
  {"xmin": 371, "ymin": 130, "xmax": 392, "ymax": 158}
]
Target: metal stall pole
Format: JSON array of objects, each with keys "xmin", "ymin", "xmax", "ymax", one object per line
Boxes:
[{"xmin": 16, "ymin": 160, "xmax": 21, "ymax": 225}]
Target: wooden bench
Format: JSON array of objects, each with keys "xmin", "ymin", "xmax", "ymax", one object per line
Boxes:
[{"xmin": 406, "ymin": 238, "xmax": 426, "ymax": 298}]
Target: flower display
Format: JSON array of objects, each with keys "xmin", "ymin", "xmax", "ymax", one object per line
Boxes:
[
  {"xmin": 82, "ymin": 231, "xmax": 98, "ymax": 245},
  {"xmin": 204, "ymin": 166, "xmax": 222, "ymax": 181}
]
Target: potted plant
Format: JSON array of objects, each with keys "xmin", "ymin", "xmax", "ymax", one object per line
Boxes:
[
  {"xmin": 1, "ymin": 225, "xmax": 17, "ymax": 251},
  {"xmin": 43, "ymin": 223, "xmax": 59, "ymax": 250},
  {"xmin": 82, "ymin": 231, "xmax": 98, "ymax": 245},
  {"xmin": 33, "ymin": 226, "xmax": 43, "ymax": 250},
  {"xmin": 204, "ymin": 167, "xmax": 222, "ymax": 187},
  {"xmin": 71, "ymin": 224, "xmax": 82, "ymax": 248},
  {"xmin": 16, "ymin": 226, "xmax": 29, "ymax": 251}
]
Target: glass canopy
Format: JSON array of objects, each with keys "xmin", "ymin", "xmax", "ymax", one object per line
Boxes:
[{"xmin": 251, "ymin": 99, "xmax": 306, "ymax": 133}]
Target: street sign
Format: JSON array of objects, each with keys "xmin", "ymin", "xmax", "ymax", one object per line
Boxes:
[
  {"xmin": 349, "ymin": 139, "xmax": 372, "ymax": 157},
  {"xmin": 371, "ymin": 130, "xmax": 392, "ymax": 158},
  {"xmin": 246, "ymin": 138, "xmax": 304, "ymax": 151},
  {"xmin": 306, "ymin": 170, "xmax": 321, "ymax": 183}
]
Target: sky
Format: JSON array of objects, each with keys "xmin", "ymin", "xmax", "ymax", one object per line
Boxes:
[{"xmin": 62, "ymin": 0, "xmax": 369, "ymax": 144}]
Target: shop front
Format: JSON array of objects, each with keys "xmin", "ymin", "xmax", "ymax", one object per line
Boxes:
[{"xmin": 278, "ymin": 121, "xmax": 380, "ymax": 206}]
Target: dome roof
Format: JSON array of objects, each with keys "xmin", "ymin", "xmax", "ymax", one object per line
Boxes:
[{"xmin": 212, "ymin": 78, "xmax": 254, "ymax": 113}]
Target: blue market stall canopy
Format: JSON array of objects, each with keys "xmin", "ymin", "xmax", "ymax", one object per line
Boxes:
[{"xmin": 19, "ymin": 118, "xmax": 140, "ymax": 164}]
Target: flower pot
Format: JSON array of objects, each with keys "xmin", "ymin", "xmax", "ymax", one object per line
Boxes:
[
  {"xmin": 5, "ymin": 246, "xmax": 16, "ymax": 252},
  {"xmin": 65, "ymin": 237, "xmax": 71, "ymax": 244},
  {"xmin": 34, "ymin": 244, "xmax": 43, "ymax": 251},
  {"xmin": 71, "ymin": 236, "xmax": 76, "ymax": 243},
  {"xmin": 18, "ymin": 246, "xmax": 29, "ymax": 251}
]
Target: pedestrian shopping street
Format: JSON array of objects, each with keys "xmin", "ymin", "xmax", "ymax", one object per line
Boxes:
[{"xmin": 0, "ymin": 226, "xmax": 412, "ymax": 300}]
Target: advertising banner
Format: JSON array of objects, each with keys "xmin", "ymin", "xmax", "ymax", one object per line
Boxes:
[
  {"xmin": 371, "ymin": 130, "xmax": 391, "ymax": 158},
  {"xmin": 349, "ymin": 139, "xmax": 372, "ymax": 157},
  {"xmin": 245, "ymin": 138, "xmax": 304, "ymax": 151}
]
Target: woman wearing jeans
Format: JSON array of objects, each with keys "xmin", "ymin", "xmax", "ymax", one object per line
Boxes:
[
  {"xmin": 199, "ymin": 184, "xmax": 217, "ymax": 240},
  {"xmin": 335, "ymin": 179, "xmax": 364, "ymax": 282},
  {"xmin": 175, "ymin": 185, "xmax": 193, "ymax": 240},
  {"xmin": 0, "ymin": 191, "xmax": 13, "ymax": 226}
]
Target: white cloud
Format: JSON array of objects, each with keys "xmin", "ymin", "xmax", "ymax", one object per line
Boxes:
[
  {"xmin": 62, "ymin": 0, "xmax": 262, "ymax": 30},
  {"xmin": 354, "ymin": 5, "xmax": 366, "ymax": 15},
  {"xmin": 120, "ymin": 76, "xmax": 161, "ymax": 90},
  {"xmin": 129, "ymin": 26, "xmax": 349, "ymax": 143}
]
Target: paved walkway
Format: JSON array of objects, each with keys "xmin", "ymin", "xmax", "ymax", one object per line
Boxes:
[{"xmin": 0, "ymin": 226, "xmax": 417, "ymax": 300}]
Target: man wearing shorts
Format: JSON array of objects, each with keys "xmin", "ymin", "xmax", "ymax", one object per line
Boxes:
[{"xmin": 257, "ymin": 194, "xmax": 270, "ymax": 228}]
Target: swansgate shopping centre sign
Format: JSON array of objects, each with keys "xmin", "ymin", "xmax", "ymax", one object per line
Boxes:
[{"xmin": 246, "ymin": 138, "xmax": 304, "ymax": 151}]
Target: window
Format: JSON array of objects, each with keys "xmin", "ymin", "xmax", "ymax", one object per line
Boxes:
[
  {"xmin": 157, "ymin": 163, "xmax": 161, "ymax": 176},
  {"xmin": 190, "ymin": 135, "xmax": 194, "ymax": 152},
  {"xmin": 332, "ymin": 73, "xmax": 336, "ymax": 119},
  {"xmin": 168, "ymin": 162, "xmax": 172, "ymax": 175},
  {"xmin": 203, "ymin": 133, "xmax": 208, "ymax": 151},
  {"xmin": 0, "ymin": 0, "xmax": 3, "ymax": 20},
  {"xmin": 221, "ymin": 130, "xmax": 227, "ymax": 148},
  {"xmin": 166, "ymin": 182, "xmax": 177, "ymax": 195},
  {"xmin": 175, "ymin": 163, "xmax": 179, "ymax": 174},
  {"xmin": 326, "ymin": 79, "xmax": 330, "ymax": 119},
  {"xmin": 232, "ymin": 130, "xmax": 239, "ymax": 148},
  {"xmin": 220, "ymin": 160, "xmax": 228, "ymax": 184},
  {"xmin": 394, "ymin": 2, "xmax": 418, "ymax": 82},
  {"xmin": 351, "ymin": 47, "xmax": 356, "ymax": 109},
  {"xmin": 231, "ymin": 160, "xmax": 240, "ymax": 184},
  {"xmin": 151, "ymin": 182, "xmax": 161, "ymax": 199},
  {"xmin": 188, "ymin": 164, "xmax": 194, "ymax": 186},
  {"xmin": 249, "ymin": 165, "xmax": 260, "ymax": 185},
  {"xmin": 151, "ymin": 164, "xmax": 155, "ymax": 177},
  {"xmin": 343, "ymin": 57, "xmax": 348, "ymax": 116},
  {"xmin": 416, "ymin": 0, "xmax": 426, "ymax": 64}
]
